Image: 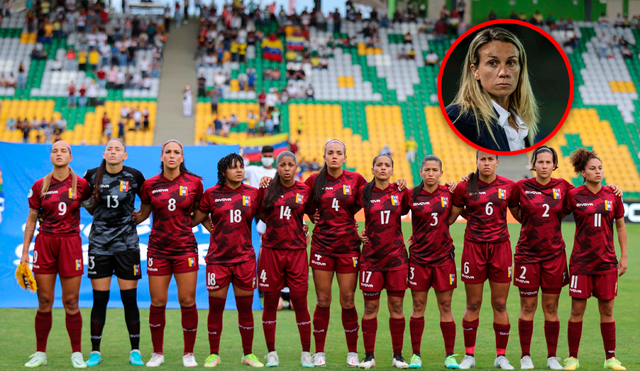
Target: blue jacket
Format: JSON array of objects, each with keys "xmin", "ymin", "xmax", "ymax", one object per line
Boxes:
[{"xmin": 446, "ymin": 104, "xmax": 531, "ymax": 152}]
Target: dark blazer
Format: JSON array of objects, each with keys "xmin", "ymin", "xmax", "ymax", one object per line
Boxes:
[{"xmin": 446, "ymin": 104, "xmax": 531, "ymax": 152}]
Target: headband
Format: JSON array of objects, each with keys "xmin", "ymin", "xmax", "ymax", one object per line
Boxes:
[
  {"xmin": 161, "ymin": 139, "xmax": 183, "ymax": 152},
  {"xmin": 105, "ymin": 137, "xmax": 126, "ymax": 150},
  {"xmin": 324, "ymin": 139, "xmax": 346, "ymax": 152},
  {"xmin": 53, "ymin": 140, "xmax": 72, "ymax": 154}
]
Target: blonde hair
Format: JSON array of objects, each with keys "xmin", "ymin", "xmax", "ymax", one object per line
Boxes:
[
  {"xmin": 451, "ymin": 27, "xmax": 539, "ymax": 150},
  {"xmin": 41, "ymin": 142, "xmax": 78, "ymax": 199}
]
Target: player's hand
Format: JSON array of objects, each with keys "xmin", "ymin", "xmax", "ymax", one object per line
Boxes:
[
  {"xmin": 303, "ymin": 224, "xmax": 309, "ymax": 235},
  {"xmin": 394, "ymin": 178, "xmax": 407, "ymax": 191},
  {"xmin": 259, "ymin": 176, "xmax": 272, "ymax": 188},
  {"xmin": 312, "ymin": 211, "xmax": 320, "ymax": 224},
  {"xmin": 461, "ymin": 173, "xmax": 472, "ymax": 182},
  {"xmin": 445, "ymin": 181, "xmax": 457, "ymax": 193},
  {"xmin": 607, "ymin": 184, "xmax": 623, "ymax": 197},
  {"xmin": 20, "ymin": 252, "xmax": 30, "ymax": 265},
  {"xmin": 359, "ymin": 230, "xmax": 369, "ymax": 244},
  {"xmin": 618, "ymin": 255, "xmax": 628, "ymax": 276},
  {"xmin": 406, "ymin": 234, "xmax": 413, "ymax": 246}
]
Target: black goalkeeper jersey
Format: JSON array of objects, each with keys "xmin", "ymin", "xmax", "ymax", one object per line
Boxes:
[{"xmin": 84, "ymin": 166, "xmax": 146, "ymax": 255}]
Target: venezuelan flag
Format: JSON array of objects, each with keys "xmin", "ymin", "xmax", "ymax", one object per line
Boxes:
[
  {"xmin": 391, "ymin": 195, "xmax": 399, "ymax": 206},
  {"xmin": 262, "ymin": 37, "xmax": 283, "ymax": 62},
  {"xmin": 552, "ymin": 188, "xmax": 561, "ymax": 199},
  {"xmin": 286, "ymin": 35, "xmax": 306, "ymax": 50},
  {"xmin": 179, "ymin": 186, "xmax": 188, "ymax": 196},
  {"xmin": 343, "ymin": 185, "xmax": 351, "ymax": 195},
  {"xmin": 188, "ymin": 257, "xmax": 195, "ymax": 267},
  {"xmin": 441, "ymin": 197, "xmax": 448, "ymax": 208},
  {"xmin": 605, "ymin": 200, "xmax": 612, "ymax": 211},
  {"xmin": 498, "ymin": 188, "xmax": 506, "ymax": 199},
  {"xmin": 120, "ymin": 180, "xmax": 129, "ymax": 192},
  {"xmin": 295, "ymin": 193, "xmax": 304, "ymax": 204},
  {"xmin": 242, "ymin": 195, "xmax": 251, "ymax": 206}
]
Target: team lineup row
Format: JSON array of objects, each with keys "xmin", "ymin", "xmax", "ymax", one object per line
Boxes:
[{"xmin": 19, "ymin": 139, "xmax": 627, "ymax": 370}]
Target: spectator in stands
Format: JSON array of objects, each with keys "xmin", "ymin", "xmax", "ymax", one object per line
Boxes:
[
  {"xmin": 487, "ymin": 11, "xmax": 497, "ymax": 21},
  {"xmin": 598, "ymin": 12, "xmax": 609, "ymax": 28},
  {"xmin": 88, "ymin": 80, "xmax": 100, "ymax": 106},
  {"xmin": 599, "ymin": 33, "xmax": 609, "ymax": 59},
  {"xmin": 288, "ymin": 83, "xmax": 299, "ymax": 99},
  {"xmin": 78, "ymin": 84, "xmax": 87, "ymax": 108},
  {"xmin": 310, "ymin": 159, "xmax": 320, "ymax": 171},
  {"xmin": 96, "ymin": 67, "xmax": 107, "ymax": 89},
  {"xmin": 132, "ymin": 107, "xmax": 142, "ymax": 131},
  {"xmin": 265, "ymin": 115, "xmax": 274, "ymax": 136},
  {"xmin": 621, "ymin": 45, "xmax": 633, "ymax": 59},
  {"xmin": 546, "ymin": 12, "xmax": 556, "ymax": 28},
  {"xmin": 305, "ymin": 84, "xmax": 314, "ymax": 100},
  {"xmin": 266, "ymin": 88, "xmax": 278, "ymax": 112},
  {"xmin": 247, "ymin": 68, "xmax": 256, "ymax": 90},
  {"xmin": 434, "ymin": 17, "xmax": 448, "ymax": 45},
  {"xmin": 296, "ymin": 115, "xmax": 304, "ymax": 135},
  {"xmin": 614, "ymin": 13, "xmax": 624, "ymax": 27},
  {"xmin": 247, "ymin": 110, "xmax": 258, "ymax": 137},
  {"xmin": 101, "ymin": 113, "xmax": 110, "ymax": 134},
  {"xmin": 16, "ymin": 63, "xmax": 26, "ymax": 90},
  {"xmin": 208, "ymin": 88, "xmax": 221, "ymax": 114},
  {"xmin": 5, "ymin": 117, "xmax": 16, "ymax": 131},
  {"xmin": 89, "ymin": 47, "xmax": 100, "ymax": 72},
  {"xmin": 67, "ymin": 81, "xmax": 77, "ymax": 107},
  {"xmin": 380, "ymin": 144, "xmax": 393, "ymax": 156},
  {"xmin": 258, "ymin": 89, "xmax": 267, "ymax": 110},
  {"xmin": 65, "ymin": 47, "xmax": 77, "ymax": 71},
  {"xmin": 183, "ymin": 85, "xmax": 193, "ymax": 117},
  {"xmin": 197, "ymin": 74, "xmax": 206, "ymax": 97},
  {"xmin": 213, "ymin": 116, "xmax": 222, "ymax": 135},
  {"xmin": 405, "ymin": 136, "xmax": 418, "ymax": 163},
  {"xmin": 118, "ymin": 117, "xmax": 126, "ymax": 141},
  {"xmin": 425, "ymin": 50, "xmax": 439, "ymax": 66},
  {"xmin": 407, "ymin": 48, "xmax": 416, "ymax": 60}
]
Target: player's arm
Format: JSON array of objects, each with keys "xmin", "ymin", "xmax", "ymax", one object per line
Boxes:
[
  {"xmin": 21, "ymin": 209, "xmax": 39, "ymax": 264},
  {"xmin": 615, "ymin": 217, "xmax": 627, "ymax": 277},
  {"xmin": 448, "ymin": 205, "xmax": 464, "ymax": 225},
  {"xmin": 192, "ymin": 209, "xmax": 209, "ymax": 228},
  {"xmin": 133, "ymin": 203, "xmax": 152, "ymax": 224},
  {"xmin": 509, "ymin": 206, "xmax": 522, "ymax": 223}
]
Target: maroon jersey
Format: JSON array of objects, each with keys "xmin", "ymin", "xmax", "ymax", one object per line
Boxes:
[
  {"xmin": 305, "ymin": 170, "xmax": 368, "ymax": 257},
  {"xmin": 140, "ymin": 172, "xmax": 203, "ymax": 258},
  {"xmin": 452, "ymin": 175, "xmax": 517, "ymax": 243},
  {"xmin": 199, "ymin": 184, "xmax": 261, "ymax": 265},
  {"xmin": 359, "ymin": 184, "xmax": 410, "ymax": 272},
  {"xmin": 564, "ymin": 185, "xmax": 624, "ymax": 275},
  {"xmin": 28, "ymin": 175, "xmax": 91, "ymax": 234},
  {"xmin": 259, "ymin": 181, "xmax": 312, "ymax": 250},
  {"xmin": 409, "ymin": 185, "xmax": 455, "ymax": 267},
  {"xmin": 514, "ymin": 177, "xmax": 573, "ymax": 264}
]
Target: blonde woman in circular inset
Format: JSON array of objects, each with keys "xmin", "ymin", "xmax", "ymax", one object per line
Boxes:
[{"xmin": 446, "ymin": 27, "xmax": 539, "ymax": 152}]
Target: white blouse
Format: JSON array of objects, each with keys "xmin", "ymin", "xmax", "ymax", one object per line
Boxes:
[{"xmin": 491, "ymin": 100, "xmax": 529, "ymax": 151}]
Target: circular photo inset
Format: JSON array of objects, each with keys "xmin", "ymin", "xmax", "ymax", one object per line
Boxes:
[{"xmin": 438, "ymin": 19, "xmax": 573, "ymax": 155}]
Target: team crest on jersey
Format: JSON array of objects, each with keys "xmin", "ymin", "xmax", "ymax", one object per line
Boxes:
[
  {"xmin": 133, "ymin": 264, "xmax": 140, "ymax": 276},
  {"xmin": 449, "ymin": 274, "xmax": 455, "ymax": 285},
  {"xmin": 179, "ymin": 186, "xmax": 188, "ymax": 196},
  {"xmin": 343, "ymin": 185, "xmax": 351, "ymax": 195},
  {"xmin": 605, "ymin": 200, "xmax": 612, "ymax": 211},
  {"xmin": 507, "ymin": 266, "xmax": 512, "ymax": 278},
  {"xmin": 352, "ymin": 257, "xmax": 358, "ymax": 268},
  {"xmin": 390, "ymin": 195, "xmax": 399, "ymax": 206},
  {"xmin": 120, "ymin": 180, "xmax": 130, "ymax": 192},
  {"xmin": 68, "ymin": 189, "xmax": 76, "ymax": 199},
  {"xmin": 75, "ymin": 259, "xmax": 82, "ymax": 270},
  {"xmin": 242, "ymin": 195, "xmax": 251, "ymax": 206},
  {"xmin": 552, "ymin": 188, "xmax": 561, "ymax": 199},
  {"xmin": 295, "ymin": 193, "xmax": 304, "ymax": 204},
  {"xmin": 498, "ymin": 188, "xmax": 506, "ymax": 199},
  {"xmin": 187, "ymin": 257, "xmax": 195, "ymax": 267},
  {"xmin": 615, "ymin": 281, "xmax": 618, "ymax": 294},
  {"xmin": 441, "ymin": 197, "xmax": 448, "ymax": 208}
]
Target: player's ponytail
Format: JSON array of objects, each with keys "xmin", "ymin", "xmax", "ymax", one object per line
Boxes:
[
  {"xmin": 92, "ymin": 159, "xmax": 107, "ymax": 203},
  {"xmin": 467, "ymin": 151, "xmax": 482, "ymax": 201},
  {"xmin": 412, "ymin": 155, "xmax": 442, "ymax": 201},
  {"xmin": 262, "ymin": 151, "xmax": 297, "ymax": 213},
  {"xmin": 569, "ymin": 148, "xmax": 600, "ymax": 182}
]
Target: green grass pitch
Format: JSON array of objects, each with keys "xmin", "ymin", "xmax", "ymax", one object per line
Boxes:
[{"xmin": 1, "ymin": 223, "xmax": 638, "ymax": 370}]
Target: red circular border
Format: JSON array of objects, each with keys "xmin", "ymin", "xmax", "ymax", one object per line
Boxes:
[{"xmin": 436, "ymin": 19, "xmax": 574, "ymax": 156}]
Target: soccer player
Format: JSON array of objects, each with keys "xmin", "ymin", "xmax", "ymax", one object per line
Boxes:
[
  {"xmin": 449, "ymin": 151, "xmax": 518, "ymax": 370},
  {"xmin": 134, "ymin": 140, "xmax": 204, "ymax": 368},
  {"xmin": 304, "ymin": 140, "xmax": 367, "ymax": 367},
  {"xmin": 562, "ymin": 149, "xmax": 627, "ymax": 371},
  {"xmin": 407, "ymin": 155, "xmax": 459, "ymax": 369},
  {"xmin": 256, "ymin": 151, "xmax": 314, "ymax": 368},
  {"xmin": 192, "ymin": 153, "xmax": 264, "ymax": 368},
  {"xmin": 83, "ymin": 138, "xmax": 146, "ymax": 367},
  {"xmin": 511, "ymin": 146, "xmax": 623, "ymax": 370},
  {"xmin": 357, "ymin": 154, "xmax": 411, "ymax": 370},
  {"xmin": 21, "ymin": 141, "xmax": 91, "ymax": 368}
]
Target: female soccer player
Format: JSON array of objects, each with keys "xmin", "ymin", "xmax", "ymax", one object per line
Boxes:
[
  {"xmin": 83, "ymin": 138, "xmax": 146, "ymax": 367},
  {"xmin": 511, "ymin": 146, "xmax": 623, "ymax": 370},
  {"xmin": 192, "ymin": 153, "xmax": 264, "ymax": 368},
  {"xmin": 257, "ymin": 151, "xmax": 314, "ymax": 368},
  {"xmin": 304, "ymin": 139, "xmax": 367, "ymax": 367},
  {"xmin": 357, "ymin": 154, "xmax": 411, "ymax": 370},
  {"xmin": 562, "ymin": 149, "xmax": 627, "ymax": 371},
  {"xmin": 21, "ymin": 141, "xmax": 91, "ymax": 368},
  {"xmin": 407, "ymin": 155, "xmax": 459, "ymax": 369},
  {"xmin": 134, "ymin": 140, "xmax": 203, "ymax": 368},
  {"xmin": 449, "ymin": 150, "xmax": 518, "ymax": 370}
]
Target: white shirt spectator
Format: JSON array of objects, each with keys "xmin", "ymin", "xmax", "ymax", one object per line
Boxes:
[
  {"xmin": 266, "ymin": 91, "xmax": 278, "ymax": 107},
  {"xmin": 133, "ymin": 110, "xmax": 142, "ymax": 122},
  {"xmin": 142, "ymin": 77, "xmax": 151, "ymax": 89},
  {"xmin": 139, "ymin": 57, "xmax": 151, "ymax": 74},
  {"xmin": 120, "ymin": 106, "xmax": 130, "ymax": 118},
  {"xmin": 426, "ymin": 51, "xmax": 439, "ymax": 64},
  {"xmin": 214, "ymin": 72, "xmax": 225, "ymax": 88},
  {"xmin": 287, "ymin": 84, "xmax": 299, "ymax": 98},
  {"xmin": 87, "ymin": 82, "xmax": 99, "ymax": 98},
  {"xmin": 108, "ymin": 69, "xmax": 117, "ymax": 83},
  {"xmin": 116, "ymin": 71, "xmax": 125, "ymax": 85},
  {"xmin": 204, "ymin": 54, "xmax": 216, "ymax": 65},
  {"xmin": 51, "ymin": 59, "xmax": 62, "ymax": 71}
]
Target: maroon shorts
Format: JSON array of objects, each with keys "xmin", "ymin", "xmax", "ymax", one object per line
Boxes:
[
  {"xmin": 206, "ymin": 260, "xmax": 257, "ymax": 292},
  {"xmin": 408, "ymin": 259, "xmax": 457, "ymax": 292},
  {"xmin": 359, "ymin": 267, "xmax": 408, "ymax": 297},
  {"xmin": 514, "ymin": 252, "xmax": 569, "ymax": 296},
  {"xmin": 569, "ymin": 272, "xmax": 618, "ymax": 300},
  {"xmin": 146, "ymin": 254, "xmax": 199, "ymax": 276},
  {"xmin": 258, "ymin": 248, "xmax": 308, "ymax": 293},
  {"xmin": 32, "ymin": 232, "xmax": 84, "ymax": 277},
  {"xmin": 310, "ymin": 251, "xmax": 359, "ymax": 274},
  {"xmin": 461, "ymin": 240, "xmax": 512, "ymax": 284}
]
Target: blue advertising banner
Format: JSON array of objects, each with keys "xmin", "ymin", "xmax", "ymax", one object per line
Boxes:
[{"xmin": 0, "ymin": 142, "xmax": 264, "ymax": 310}]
